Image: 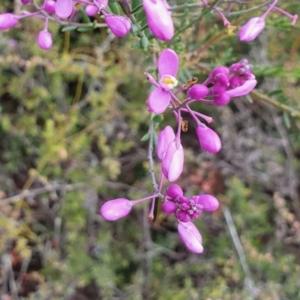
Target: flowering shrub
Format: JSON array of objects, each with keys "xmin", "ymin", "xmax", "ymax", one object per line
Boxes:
[{"xmin": 1, "ymin": 0, "xmax": 300, "ymax": 297}]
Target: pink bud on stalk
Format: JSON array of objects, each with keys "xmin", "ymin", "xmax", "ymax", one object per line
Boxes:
[
  {"xmin": 0, "ymin": 13, "xmax": 19, "ymax": 30},
  {"xmin": 37, "ymin": 30, "xmax": 53, "ymax": 50},
  {"xmin": 178, "ymin": 221, "xmax": 203, "ymax": 253},
  {"xmin": 143, "ymin": 0, "xmax": 174, "ymax": 41},
  {"xmin": 239, "ymin": 17, "xmax": 265, "ymax": 42},
  {"xmin": 85, "ymin": 5, "xmax": 99, "ymax": 16},
  {"xmin": 162, "ymin": 140, "xmax": 184, "ymax": 182},
  {"xmin": 196, "ymin": 124, "xmax": 221, "ymax": 153},
  {"xmin": 44, "ymin": 0, "xmax": 56, "ymax": 14},
  {"xmin": 187, "ymin": 84, "xmax": 209, "ymax": 100},
  {"xmin": 100, "ymin": 198, "xmax": 133, "ymax": 221},
  {"xmin": 104, "ymin": 15, "xmax": 131, "ymax": 37}
]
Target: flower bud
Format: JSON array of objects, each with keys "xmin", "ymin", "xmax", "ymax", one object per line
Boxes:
[
  {"xmin": 176, "ymin": 210, "xmax": 191, "ymax": 222},
  {"xmin": 44, "ymin": 0, "xmax": 56, "ymax": 14},
  {"xmin": 187, "ymin": 84, "xmax": 209, "ymax": 100},
  {"xmin": 0, "ymin": 13, "xmax": 18, "ymax": 30},
  {"xmin": 143, "ymin": 0, "xmax": 174, "ymax": 41},
  {"xmin": 194, "ymin": 194, "xmax": 219, "ymax": 211},
  {"xmin": 156, "ymin": 126, "xmax": 175, "ymax": 160},
  {"xmin": 85, "ymin": 4, "xmax": 98, "ymax": 16},
  {"xmin": 21, "ymin": 0, "xmax": 30, "ymax": 4},
  {"xmin": 166, "ymin": 184, "xmax": 183, "ymax": 199},
  {"xmin": 196, "ymin": 124, "xmax": 221, "ymax": 153},
  {"xmin": 162, "ymin": 201, "xmax": 177, "ymax": 214},
  {"xmin": 178, "ymin": 221, "xmax": 203, "ymax": 253},
  {"xmin": 239, "ymin": 17, "xmax": 265, "ymax": 42},
  {"xmin": 213, "ymin": 93, "xmax": 231, "ymax": 106},
  {"xmin": 105, "ymin": 15, "xmax": 131, "ymax": 37},
  {"xmin": 37, "ymin": 30, "xmax": 53, "ymax": 50},
  {"xmin": 100, "ymin": 198, "xmax": 132, "ymax": 221},
  {"xmin": 162, "ymin": 140, "xmax": 184, "ymax": 182}
]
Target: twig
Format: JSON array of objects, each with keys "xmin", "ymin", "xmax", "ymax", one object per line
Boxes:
[
  {"xmin": 222, "ymin": 205, "xmax": 259, "ymax": 299},
  {"xmin": 0, "ymin": 183, "xmax": 85, "ymax": 206}
]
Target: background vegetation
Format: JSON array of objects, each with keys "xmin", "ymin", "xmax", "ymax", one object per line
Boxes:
[{"xmin": 0, "ymin": 1, "xmax": 300, "ymax": 299}]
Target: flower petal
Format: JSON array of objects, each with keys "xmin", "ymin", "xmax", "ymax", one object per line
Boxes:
[
  {"xmin": 157, "ymin": 126, "xmax": 175, "ymax": 160},
  {"xmin": 147, "ymin": 87, "xmax": 171, "ymax": 114},
  {"xmin": 55, "ymin": 0, "xmax": 73, "ymax": 19},
  {"xmin": 158, "ymin": 48, "xmax": 179, "ymax": 77},
  {"xmin": 178, "ymin": 222, "xmax": 203, "ymax": 253}
]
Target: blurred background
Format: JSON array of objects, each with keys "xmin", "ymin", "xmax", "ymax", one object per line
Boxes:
[{"xmin": 0, "ymin": 1, "xmax": 300, "ymax": 299}]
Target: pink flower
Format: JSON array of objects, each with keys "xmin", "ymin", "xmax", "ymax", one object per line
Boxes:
[
  {"xmin": 0, "ymin": 13, "xmax": 19, "ymax": 30},
  {"xmin": 104, "ymin": 15, "xmax": 131, "ymax": 37},
  {"xmin": 100, "ymin": 198, "xmax": 133, "ymax": 221},
  {"xmin": 196, "ymin": 124, "xmax": 222, "ymax": 153},
  {"xmin": 55, "ymin": 0, "xmax": 73, "ymax": 19},
  {"xmin": 178, "ymin": 221, "xmax": 203, "ymax": 253},
  {"xmin": 147, "ymin": 49, "xmax": 179, "ymax": 114},
  {"xmin": 162, "ymin": 140, "xmax": 184, "ymax": 182},
  {"xmin": 156, "ymin": 125, "xmax": 175, "ymax": 160},
  {"xmin": 37, "ymin": 30, "xmax": 53, "ymax": 50},
  {"xmin": 239, "ymin": 17, "xmax": 265, "ymax": 42},
  {"xmin": 143, "ymin": 0, "xmax": 174, "ymax": 41}
]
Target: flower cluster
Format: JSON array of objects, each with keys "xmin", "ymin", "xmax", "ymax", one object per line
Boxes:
[{"xmin": 100, "ymin": 47, "xmax": 258, "ymax": 253}]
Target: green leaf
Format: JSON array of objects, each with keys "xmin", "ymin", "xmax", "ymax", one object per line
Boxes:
[
  {"xmin": 140, "ymin": 36, "xmax": 149, "ymax": 49},
  {"xmin": 141, "ymin": 132, "xmax": 150, "ymax": 141},
  {"xmin": 77, "ymin": 26, "xmax": 95, "ymax": 32},
  {"xmin": 108, "ymin": 2, "xmax": 120, "ymax": 15},
  {"xmin": 62, "ymin": 26, "xmax": 78, "ymax": 32},
  {"xmin": 152, "ymin": 131, "xmax": 158, "ymax": 149},
  {"xmin": 131, "ymin": 41, "xmax": 141, "ymax": 48},
  {"xmin": 78, "ymin": 8, "xmax": 91, "ymax": 24},
  {"xmin": 283, "ymin": 112, "xmax": 291, "ymax": 129}
]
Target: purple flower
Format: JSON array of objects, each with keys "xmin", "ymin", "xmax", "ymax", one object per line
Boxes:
[
  {"xmin": 104, "ymin": 15, "xmax": 131, "ymax": 37},
  {"xmin": 37, "ymin": 30, "xmax": 53, "ymax": 50},
  {"xmin": 196, "ymin": 124, "xmax": 221, "ymax": 153},
  {"xmin": 147, "ymin": 49, "xmax": 179, "ymax": 114},
  {"xmin": 239, "ymin": 17, "xmax": 265, "ymax": 42},
  {"xmin": 21, "ymin": 0, "xmax": 30, "ymax": 4},
  {"xmin": 100, "ymin": 198, "xmax": 133, "ymax": 221},
  {"xmin": 178, "ymin": 221, "xmax": 203, "ymax": 253},
  {"xmin": 55, "ymin": 0, "xmax": 73, "ymax": 19},
  {"xmin": 0, "ymin": 13, "xmax": 19, "ymax": 30},
  {"xmin": 44, "ymin": 0, "xmax": 56, "ymax": 14},
  {"xmin": 143, "ymin": 0, "xmax": 174, "ymax": 41},
  {"xmin": 162, "ymin": 140, "xmax": 184, "ymax": 182},
  {"xmin": 156, "ymin": 125, "xmax": 175, "ymax": 160},
  {"xmin": 187, "ymin": 84, "xmax": 209, "ymax": 100}
]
